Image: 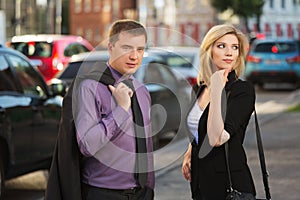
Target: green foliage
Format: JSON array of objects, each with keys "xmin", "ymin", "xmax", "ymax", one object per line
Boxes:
[
  {"xmin": 211, "ymin": 0, "xmax": 265, "ymax": 19},
  {"xmin": 287, "ymin": 103, "xmax": 300, "ymax": 112}
]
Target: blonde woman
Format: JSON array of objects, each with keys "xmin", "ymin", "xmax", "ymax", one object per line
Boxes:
[{"xmin": 182, "ymin": 24, "xmax": 256, "ymax": 200}]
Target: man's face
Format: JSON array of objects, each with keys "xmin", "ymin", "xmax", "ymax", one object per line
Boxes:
[{"xmin": 108, "ymin": 32, "xmax": 146, "ymax": 76}]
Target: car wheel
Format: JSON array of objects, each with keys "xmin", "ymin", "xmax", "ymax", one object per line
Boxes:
[{"xmin": 0, "ymin": 154, "xmax": 5, "ymax": 200}]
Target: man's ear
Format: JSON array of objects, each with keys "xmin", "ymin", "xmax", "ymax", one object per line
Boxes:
[{"xmin": 107, "ymin": 42, "xmax": 113, "ymax": 52}]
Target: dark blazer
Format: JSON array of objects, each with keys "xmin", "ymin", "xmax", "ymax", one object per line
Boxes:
[
  {"xmin": 189, "ymin": 71, "xmax": 256, "ymax": 200},
  {"xmin": 45, "ymin": 62, "xmax": 115, "ymax": 200}
]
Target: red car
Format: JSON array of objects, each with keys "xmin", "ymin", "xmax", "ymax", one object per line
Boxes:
[{"xmin": 8, "ymin": 34, "xmax": 94, "ymax": 82}]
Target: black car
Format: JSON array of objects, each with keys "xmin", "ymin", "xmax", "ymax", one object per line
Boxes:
[
  {"xmin": 0, "ymin": 44, "xmax": 63, "ymax": 199},
  {"xmin": 51, "ymin": 51, "xmax": 191, "ymax": 149}
]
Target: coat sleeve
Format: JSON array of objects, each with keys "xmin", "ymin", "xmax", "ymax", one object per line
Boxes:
[{"xmin": 225, "ymin": 81, "xmax": 255, "ymax": 138}]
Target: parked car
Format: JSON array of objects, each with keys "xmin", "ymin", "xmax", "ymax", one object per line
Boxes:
[
  {"xmin": 7, "ymin": 34, "xmax": 94, "ymax": 82},
  {"xmin": 0, "ymin": 44, "xmax": 64, "ymax": 199},
  {"xmin": 51, "ymin": 50, "xmax": 191, "ymax": 149},
  {"xmin": 245, "ymin": 38, "xmax": 300, "ymax": 88},
  {"xmin": 147, "ymin": 46, "xmax": 200, "ymax": 86}
]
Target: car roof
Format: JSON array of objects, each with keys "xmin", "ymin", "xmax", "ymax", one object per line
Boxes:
[
  {"xmin": 253, "ymin": 38, "xmax": 299, "ymax": 44},
  {"xmin": 10, "ymin": 34, "xmax": 86, "ymax": 43},
  {"xmin": 147, "ymin": 46, "xmax": 199, "ymax": 54},
  {"xmin": 68, "ymin": 50, "xmax": 164, "ymax": 63}
]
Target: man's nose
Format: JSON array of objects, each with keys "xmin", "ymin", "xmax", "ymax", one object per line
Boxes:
[{"xmin": 129, "ymin": 49, "xmax": 139, "ymax": 59}]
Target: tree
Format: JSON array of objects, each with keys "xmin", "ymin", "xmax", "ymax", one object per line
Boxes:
[{"xmin": 211, "ymin": 0, "xmax": 265, "ymax": 34}]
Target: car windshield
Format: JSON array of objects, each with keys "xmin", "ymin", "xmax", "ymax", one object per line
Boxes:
[
  {"xmin": 254, "ymin": 42, "xmax": 296, "ymax": 53},
  {"xmin": 10, "ymin": 42, "xmax": 52, "ymax": 57}
]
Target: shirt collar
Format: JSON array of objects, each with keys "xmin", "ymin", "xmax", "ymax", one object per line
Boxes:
[{"xmin": 106, "ymin": 62, "xmax": 135, "ymax": 84}]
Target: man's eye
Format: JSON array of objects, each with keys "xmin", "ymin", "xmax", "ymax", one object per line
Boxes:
[{"xmin": 122, "ymin": 46, "xmax": 132, "ymax": 51}]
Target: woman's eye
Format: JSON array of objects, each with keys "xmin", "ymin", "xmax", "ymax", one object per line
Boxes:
[
  {"xmin": 217, "ymin": 44, "xmax": 225, "ymax": 48},
  {"xmin": 232, "ymin": 45, "xmax": 239, "ymax": 50}
]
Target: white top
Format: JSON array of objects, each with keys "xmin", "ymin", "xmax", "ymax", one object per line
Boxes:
[{"xmin": 187, "ymin": 102, "xmax": 203, "ymax": 144}]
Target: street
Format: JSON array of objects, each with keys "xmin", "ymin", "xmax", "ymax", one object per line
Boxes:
[
  {"xmin": 3, "ymin": 86, "xmax": 300, "ymax": 200},
  {"xmin": 154, "ymin": 111, "xmax": 300, "ymax": 200}
]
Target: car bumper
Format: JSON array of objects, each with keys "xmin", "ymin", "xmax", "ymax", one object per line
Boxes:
[{"xmin": 246, "ymin": 71, "xmax": 299, "ymax": 84}]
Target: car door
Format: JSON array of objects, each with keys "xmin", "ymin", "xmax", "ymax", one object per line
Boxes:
[
  {"xmin": 6, "ymin": 53, "xmax": 61, "ymax": 164},
  {"xmin": 142, "ymin": 62, "xmax": 182, "ymax": 134},
  {"xmin": 0, "ymin": 54, "xmax": 34, "ymax": 167}
]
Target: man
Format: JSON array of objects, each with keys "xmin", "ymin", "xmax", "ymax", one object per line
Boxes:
[{"xmin": 75, "ymin": 19, "xmax": 154, "ymax": 200}]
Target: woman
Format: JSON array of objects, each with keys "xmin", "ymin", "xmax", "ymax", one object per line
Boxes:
[{"xmin": 181, "ymin": 24, "xmax": 256, "ymax": 200}]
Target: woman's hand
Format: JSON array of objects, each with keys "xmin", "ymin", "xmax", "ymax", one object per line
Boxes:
[
  {"xmin": 182, "ymin": 144, "xmax": 192, "ymax": 182},
  {"xmin": 210, "ymin": 69, "xmax": 230, "ymax": 90}
]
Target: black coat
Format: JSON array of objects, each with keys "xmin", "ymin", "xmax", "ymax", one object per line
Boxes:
[
  {"xmin": 189, "ymin": 71, "xmax": 256, "ymax": 200},
  {"xmin": 45, "ymin": 62, "xmax": 115, "ymax": 200}
]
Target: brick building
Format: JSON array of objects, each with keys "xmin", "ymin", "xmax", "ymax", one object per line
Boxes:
[{"xmin": 69, "ymin": 0, "xmax": 137, "ymax": 47}]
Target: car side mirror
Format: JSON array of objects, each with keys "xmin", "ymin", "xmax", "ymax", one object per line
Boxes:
[{"xmin": 49, "ymin": 78, "xmax": 67, "ymax": 97}]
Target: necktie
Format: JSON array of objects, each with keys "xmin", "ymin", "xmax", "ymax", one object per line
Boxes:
[{"xmin": 122, "ymin": 79, "xmax": 148, "ymax": 187}]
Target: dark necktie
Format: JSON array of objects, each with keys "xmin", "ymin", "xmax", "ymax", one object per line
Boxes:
[{"xmin": 122, "ymin": 79, "xmax": 148, "ymax": 188}]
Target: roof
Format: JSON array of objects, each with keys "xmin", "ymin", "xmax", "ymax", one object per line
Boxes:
[
  {"xmin": 10, "ymin": 34, "xmax": 85, "ymax": 43},
  {"xmin": 147, "ymin": 46, "xmax": 200, "ymax": 54}
]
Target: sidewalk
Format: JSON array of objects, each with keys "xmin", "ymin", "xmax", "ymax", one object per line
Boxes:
[
  {"xmin": 154, "ymin": 88, "xmax": 300, "ymax": 176},
  {"xmin": 154, "ymin": 88, "xmax": 300, "ymax": 200}
]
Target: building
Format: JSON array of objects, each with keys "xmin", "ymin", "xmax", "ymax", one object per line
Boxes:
[
  {"xmin": 69, "ymin": 0, "xmax": 137, "ymax": 47},
  {"xmin": 140, "ymin": 0, "xmax": 217, "ymax": 47},
  {"xmin": 248, "ymin": 0, "xmax": 300, "ymax": 39}
]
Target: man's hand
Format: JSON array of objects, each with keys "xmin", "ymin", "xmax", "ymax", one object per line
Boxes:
[{"xmin": 109, "ymin": 82, "xmax": 133, "ymax": 111}]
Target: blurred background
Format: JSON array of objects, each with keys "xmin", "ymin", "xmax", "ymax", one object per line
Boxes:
[{"xmin": 0, "ymin": 0, "xmax": 300, "ymax": 47}]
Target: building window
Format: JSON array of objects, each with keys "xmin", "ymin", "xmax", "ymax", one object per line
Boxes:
[
  {"xmin": 75, "ymin": 0, "xmax": 82, "ymax": 13},
  {"xmin": 269, "ymin": 0, "xmax": 274, "ymax": 9},
  {"xmin": 103, "ymin": 0, "xmax": 111, "ymax": 12},
  {"xmin": 84, "ymin": 0, "xmax": 92, "ymax": 13},
  {"xmin": 281, "ymin": 0, "xmax": 285, "ymax": 9},
  {"xmin": 76, "ymin": 27, "xmax": 83, "ymax": 36},
  {"xmin": 93, "ymin": 0, "xmax": 100, "ymax": 12},
  {"xmin": 85, "ymin": 28, "xmax": 93, "ymax": 41},
  {"xmin": 293, "ymin": 0, "xmax": 297, "ymax": 6},
  {"xmin": 94, "ymin": 27, "xmax": 101, "ymax": 44}
]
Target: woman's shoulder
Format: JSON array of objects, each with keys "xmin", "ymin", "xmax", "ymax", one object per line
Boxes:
[{"xmin": 230, "ymin": 79, "xmax": 255, "ymax": 96}]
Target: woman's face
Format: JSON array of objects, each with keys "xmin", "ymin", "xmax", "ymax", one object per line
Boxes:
[{"xmin": 211, "ymin": 34, "xmax": 239, "ymax": 71}]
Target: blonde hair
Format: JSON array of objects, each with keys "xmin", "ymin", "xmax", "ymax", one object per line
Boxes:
[{"xmin": 197, "ymin": 24, "xmax": 249, "ymax": 86}]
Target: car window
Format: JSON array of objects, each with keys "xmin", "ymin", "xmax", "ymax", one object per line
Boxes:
[
  {"xmin": 59, "ymin": 62, "xmax": 82, "ymax": 79},
  {"xmin": 7, "ymin": 54, "xmax": 47, "ymax": 97},
  {"xmin": 254, "ymin": 42, "xmax": 296, "ymax": 53},
  {"xmin": 10, "ymin": 42, "xmax": 52, "ymax": 57},
  {"xmin": 143, "ymin": 62, "xmax": 164, "ymax": 84},
  {"xmin": 0, "ymin": 55, "xmax": 18, "ymax": 91},
  {"xmin": 64, "ymin": 43, "xmax": 90, "ymax": 57},
  {"xmin": 155, "ymin": 53, "xmax": 194, "ymax": 69},
  {"xmin": 143, "ymin": 62, "xmax": 177, "ymax": 86},
  {"xmin": 154, "ymin": 63, "xmax": 177, "ymax": 86}
]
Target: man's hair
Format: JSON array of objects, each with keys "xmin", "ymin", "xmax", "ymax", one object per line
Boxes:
[{"xmin": 108, "ymin": 19, "xmax": 147, "ymax": 44}]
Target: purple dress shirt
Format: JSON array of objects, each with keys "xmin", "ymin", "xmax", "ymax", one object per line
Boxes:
[{"xmin": 75, "ymin": 65, "xmax": 154, "ymax": 190}]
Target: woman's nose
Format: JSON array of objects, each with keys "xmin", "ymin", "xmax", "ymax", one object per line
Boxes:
[{"xmin": 225, "ymin": 47, "xmax": 232, "ymax": 56}]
